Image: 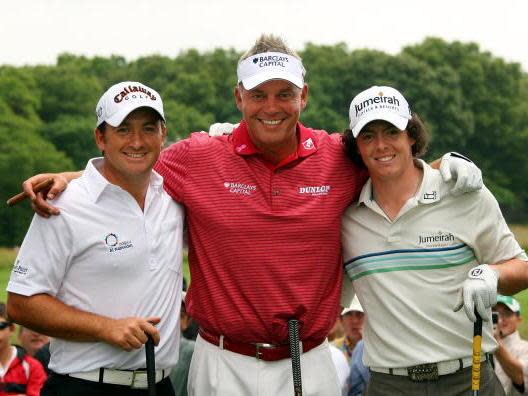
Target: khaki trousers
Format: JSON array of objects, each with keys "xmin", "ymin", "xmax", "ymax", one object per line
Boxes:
[{"xmin": 366, "ymin": 361, "xmax": 504, "ymax": 396}]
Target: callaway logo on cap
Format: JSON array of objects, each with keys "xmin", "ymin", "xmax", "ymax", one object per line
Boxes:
[
  {"xmin": 95, "ymin": 81, "xmax": 165, "ymax": 127},
  {"xmin": 237, "ymin": 51, "xmax": 306, "ymax": 90},
  {"xmin": 349, "ymin": 85, "xmax": 412, "ymax": 137}
]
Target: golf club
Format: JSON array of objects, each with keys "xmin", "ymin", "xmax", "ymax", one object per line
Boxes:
[
  {"xmin": 471, "ymin": 309, "xmax": 483, "ymax": 396},
  {"xmin": 288, "ymin": 319, "xmax": 303, "ymax": 396},
  {"xmin": 146, "ymin": 334, "xmax": 156, "ymax": 396}
]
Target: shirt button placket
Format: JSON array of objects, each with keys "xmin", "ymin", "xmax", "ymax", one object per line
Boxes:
[
  {"xmin": 144, "ymin": 218, "xmax": 156, "ymax": 269},
  {"xmin": 387, "ymin": 222, "xmax": 401, "ymax": 244}
]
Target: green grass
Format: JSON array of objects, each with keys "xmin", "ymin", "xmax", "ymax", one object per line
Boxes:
[{"xmin": 0, "ymin": 248, "xmax": 17, "ymax": 303}]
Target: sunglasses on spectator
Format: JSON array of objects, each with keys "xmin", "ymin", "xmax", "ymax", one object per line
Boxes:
[{"xmin": 0, "ymin": 321, "xmax": 11, "ymax": 330}]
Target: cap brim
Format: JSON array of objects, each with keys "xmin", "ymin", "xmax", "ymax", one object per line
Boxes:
[
  {"xmin": 351, "ymin": 112, "xmax": 410, "ymax": 138},
  {"xmin": 241, "ymin": 70, "xmax": 304, "ymax": 90},
  {"xmin": 105, "ymin": 105, "xmax": 165, "ymax": 127}
]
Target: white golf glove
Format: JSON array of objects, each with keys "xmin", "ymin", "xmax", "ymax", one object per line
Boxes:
[
  {"xmin": 208, "ymin": 122, "xmax": 239, "ymax": 136},
  {"xmin": 439, "ymin": 152, "xmax": 483, "ymax": 196},
  {"xmin": 453, "ymin": 264, "xmax": 499, "ymax": 322}
]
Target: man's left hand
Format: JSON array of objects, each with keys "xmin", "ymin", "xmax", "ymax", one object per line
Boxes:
[
  {"xmin": 208, "ymin": 122, "xmax": 238, "ymax": 136},
  {"xmin": 453, "ymin": 264, "xmax": 499, "ymax": 322},
  {"xmin": 439, "ymin": 152, "xmax": 483, "ymax": 196}
]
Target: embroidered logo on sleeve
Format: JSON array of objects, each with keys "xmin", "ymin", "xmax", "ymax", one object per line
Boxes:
[{"xmin": 12, "ymin": 259, "xmax": 29, "ymax": 275}]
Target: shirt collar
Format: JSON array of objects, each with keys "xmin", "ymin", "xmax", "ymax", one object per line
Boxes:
[
  {"xmin": 356, "ymin": 159, "xmax": 442, "ymax": 207},
  {"xmin": 231, "ymin": 120, "xmax": 318, "ymax": 166},
  {"xmin": 83, "ymin": 158, "xmax": 164, "ymax": 203}
]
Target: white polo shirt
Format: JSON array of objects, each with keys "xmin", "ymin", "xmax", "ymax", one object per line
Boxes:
[
  {"xmin": 342, "ymin": 160, "xmax": 527, "ymax": 368},
  {"xmin": 8, "ymin": 158, "xmax": 184, "ymax": 373}
]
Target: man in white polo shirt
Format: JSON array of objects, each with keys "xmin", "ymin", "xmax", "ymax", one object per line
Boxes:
[
  {"xmin": 6, "ymin": 81, "xmax": 184, "ymax": 396},
  {"xmin": 341, "ymin": 85, "xmax": 528, "ymax": 395}
]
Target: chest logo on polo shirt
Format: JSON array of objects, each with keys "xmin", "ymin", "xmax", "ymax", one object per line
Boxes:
[
  {"xmin": 104, "ymin": 233, "xmax": 134, "ymax": 253},
  {"xmin": 423, "ymin": 191, "xmax": 438, "ymax": 201},
  {"xmin": 298, "ymin": 185, "xmax": 331, "ymax": 196},
  {"xmin": 223, "ymin": 181, "xmax": 257, "ymax": 196},
  {"xmin": 302, "ymin": 138, "xmax": 314, "ymax": 150},
  {"xmin": 418, "ymin": 231, "xmax": 456, "ymax": 247}
]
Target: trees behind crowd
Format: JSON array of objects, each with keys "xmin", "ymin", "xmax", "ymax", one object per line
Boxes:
[{"xmin": 1, "ymin": 37, "xmax": 527, "ymax": 245}]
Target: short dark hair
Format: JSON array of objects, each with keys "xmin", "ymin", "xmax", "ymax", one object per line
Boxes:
[
  {"xmin": 0, "ymin": 302, "xmax": 5, "ymax": 318},
  {"xmin": 97, "ymin": 121, "xmax": 107, "ymax": 132},
  {"xmin": 342, "ymin": 113, "xmax": 430, "ymax": 168}
]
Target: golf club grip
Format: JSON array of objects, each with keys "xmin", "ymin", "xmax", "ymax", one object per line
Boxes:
[
  {"xmin": 6, "ymin": 178, "xmax": 54, "ymax": 206},
  {"xmin": 288, "ymin": 319, "xmax": 303, "ymax": 396},
  {"xmin": 146, "ymin": 335, "xmax": 156, "ymax": 396},
  {"xmin": 472, "ymin": 310, "xmax": 483, "ymax": 395}
]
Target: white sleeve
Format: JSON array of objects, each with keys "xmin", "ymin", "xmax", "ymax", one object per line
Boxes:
[
  {"xmin": 7, "ymin": 213, "xmax": 72, "ymax": 297},
  {"xmin": 470, "ymin": 187, "xmax": 527, "ymax": 264}
]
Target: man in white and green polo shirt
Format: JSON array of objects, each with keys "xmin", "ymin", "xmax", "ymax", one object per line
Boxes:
[{"xmin": 341, "ymin": 85, "xmax": 528, "ymax": 395}]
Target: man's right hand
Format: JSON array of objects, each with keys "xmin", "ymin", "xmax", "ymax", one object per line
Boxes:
[
  {"xmin": 22, "ymin": 172, "xmax": 78, "ymax": 217},
  {"xmin": 101, "ymin": 316, "xmax": 161, "ymax": 351}
]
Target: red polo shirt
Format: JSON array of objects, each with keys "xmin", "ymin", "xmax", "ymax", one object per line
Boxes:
[{"xmin": 155, "ymin": 121, "xmax": 367, "ymax": 344}]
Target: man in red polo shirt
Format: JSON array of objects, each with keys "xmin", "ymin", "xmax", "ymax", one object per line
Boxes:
[{"xmin": 20, "ymin": 34, "xmax": 481, "ymax": 395}]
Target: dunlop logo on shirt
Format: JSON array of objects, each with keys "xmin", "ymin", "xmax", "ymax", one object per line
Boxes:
[{"xmin": 298, "ymin": 185, "xmax": 331, "ymax": 196}]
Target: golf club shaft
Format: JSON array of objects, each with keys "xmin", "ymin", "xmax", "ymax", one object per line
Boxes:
[
  {"xmin": 6, "ymin": 178, "xmax": 54, "ymax": 206},
  {"xmin": 288, "ymin": 319, "xmax": 303, "ymax": 396},
  {"xmin": 472, "ymin": 310, "xmax": 483, "ymax": 395},
  {"xmin": 146, "ymin": 335, "xmax": 156, "ymax": 396}
]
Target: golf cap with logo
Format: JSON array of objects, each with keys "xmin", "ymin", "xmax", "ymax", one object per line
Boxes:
[
  {"xmin": 496, "ymin": 295, "xmax": 521, "ymax": 313},
  {"xmin": 341, "ymin": 295, "xmax": 364, "ymax": 315},
  {"xmin": 349, "ymin": 85, "xmax": 412, "ymax": 137},
  {"xmin": 237, "ymin": 51, "xmax": 306, "ymax": 90},
  {"xmin": 95, "ymin": 81, "xmax": 165, "ymax": 128}
]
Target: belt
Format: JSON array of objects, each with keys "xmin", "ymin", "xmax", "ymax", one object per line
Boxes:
[
  {"xmin": 68, "ymin": 367, "xmax": 171, "ymax": 389},
  {"xmin": 199, "ymin": 328, "xmax": 325, "ymax": 361},
  {"xmin": 370, "ymin": 354, "xmax": 489, "ymax": 382}
]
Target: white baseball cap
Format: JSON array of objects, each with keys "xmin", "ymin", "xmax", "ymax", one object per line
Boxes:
[
  {"xmin": 237, "ymin": 51, "xmax": 306, "ymax": 90},
  {"xmin": 341, "ymin": 295, "xmax": 364, "ymax": 315},
  {"xmin": 95, "ymin": 81, "xmax": 165, "ymax": 128},
  {"xmin": 349, "ymin": 86, "xmax": 412, "ymax": 137},
  {"xmin": 496, "ymin": 295, "xmax": 521, "ymax": 313}
]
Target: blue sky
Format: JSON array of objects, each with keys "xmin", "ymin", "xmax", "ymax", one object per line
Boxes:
[{"xmin": 2, "ymin": 0, "xmax": 526, "ymax": 71}]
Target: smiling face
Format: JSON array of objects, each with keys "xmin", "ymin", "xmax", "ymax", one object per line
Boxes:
[
  {"xmin": 234, "ymin": 79, "xmax": 308, "ymax": 161},
  {"xmin": 356, "ymin": 120, "xmax": 416, "ymax": 181},
  {"xmin": 95, "ymin": 107, "xmax": 166, "ymax": 189}
]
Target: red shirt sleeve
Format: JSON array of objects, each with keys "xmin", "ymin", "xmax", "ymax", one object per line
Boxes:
[{"xmin": 25, "ymin": 356, "xmax": 47, "ymax": 396}]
